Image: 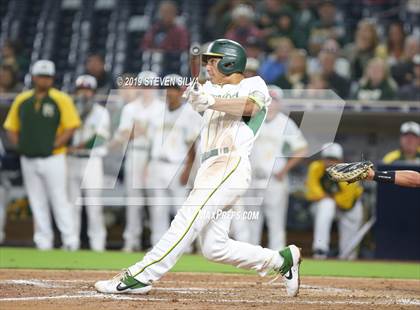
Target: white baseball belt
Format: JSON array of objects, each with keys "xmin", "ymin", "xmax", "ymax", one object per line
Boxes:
[{"xmin": 201, "ymin": 147, "xmax": 231, "ymax": 163}]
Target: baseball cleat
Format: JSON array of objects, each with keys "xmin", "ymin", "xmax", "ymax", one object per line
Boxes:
[
  {"xmin": 95, "ymin": 269, "xmax": 151, "ymax": 294},
  {"xmin": 279, "ymin": 245, "xmax": 302, "ymax": 297}
]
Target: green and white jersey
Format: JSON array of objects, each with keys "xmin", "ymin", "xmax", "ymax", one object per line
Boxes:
[
  {"xmin": 118, "ymin": 97, "xmax": 163, "ymax": 150},
  {"xmin": 201, "ymin": 76, "xmax": 271, "ymax": 157},
  {"xmin": 72, "ymin": 103, "xmax": 111, "ymax": 150}
]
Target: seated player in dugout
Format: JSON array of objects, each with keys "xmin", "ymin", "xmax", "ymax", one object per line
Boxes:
[
  {"xmin": 382, "ymin": 121, "xmax": 420, "ymax": 164},
  {"xmin": 95, "ymin": 39, "xmax": 302, "ymax": 297},
  {"xmin": 305, "ymin": 143, "xmax": 363, "ymax": 260}
]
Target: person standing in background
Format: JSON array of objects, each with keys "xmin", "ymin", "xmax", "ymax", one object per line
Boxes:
[
  {"xmin": 141, "ymin": 1, "xmax": 189, "ymax": 52},
  {"xmin": 398, "ymin": 54, "xmax": 420, "ymax": 101},
  {"xmin": 237, "ymin": 85, "xmax": 308, "ymax": 249},
  {"xmin": 146, "ymin": 74, "xmax": 201, "ymax": 250},
  {"xmin": 0, "ymin": 65, "xmax": 23, "ymax": 94},
  {"xmin": 382, "ymin": 122, "xmax": 420, "ymax": 164},
  {"xmin": 85, "ymin": 54, "xmax": 114, "ymax": 95},
  {"xmin": 3, "ymin": 60, "xmax": 81, "ymax": 250},
  {"xmin": 114, "ymin": 71, "xmax": 163, "ymax": 252},
  {"xmin": 353, "ymin": 57, "xmax": 397, "ymax": 101},
  {"xmin": 67, "ymin": 75, "xmax": 110, "ymax": 251}
]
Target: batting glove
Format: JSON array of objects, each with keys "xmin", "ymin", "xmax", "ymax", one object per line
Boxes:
[
  {"xmin": 188, "ymin": 84, "xmax": 215, "ymax": 113},
  {"xmin": 181, "ymin": 80, "xmax": 198, "ymax": 99}
]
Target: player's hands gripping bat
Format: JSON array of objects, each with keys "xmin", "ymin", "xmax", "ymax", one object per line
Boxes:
[
  {"xmin": 182, "ymin": 44, "xmax": 201, "ymax": 99},
  {"xmin": 187, "ymin": 83, "xmax": 215, "ymax": 112},
  {"xmin": 326, "ymin": 160, "xmax": 374, "ymax": 183}
]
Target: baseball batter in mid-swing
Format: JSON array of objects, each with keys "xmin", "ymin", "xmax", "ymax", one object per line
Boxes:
[{"xmin": 95, "ymin": 39, "xmax": 302, "ymax": 297}]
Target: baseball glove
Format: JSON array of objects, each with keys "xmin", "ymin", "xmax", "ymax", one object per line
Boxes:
[{"xmin": 326, "ymin": 160, "xmax": 374, "ymax": 183}]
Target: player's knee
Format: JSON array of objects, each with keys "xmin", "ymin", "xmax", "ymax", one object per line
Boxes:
[
  {"xmin": 201, "ymin": 238, "xmax": 229, "ymax": 262},
  {"xmin": 201, "ymin": 245, "xmax": 216, "ymax": 261}
]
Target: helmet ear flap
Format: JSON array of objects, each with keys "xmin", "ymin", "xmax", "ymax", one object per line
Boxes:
[{"xmin": 217, "ymin": 56, "xmax": 238, "ymax": 75}]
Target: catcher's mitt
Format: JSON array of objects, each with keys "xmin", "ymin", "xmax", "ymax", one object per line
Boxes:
[{"xmin": 326, "ymin": 161, "xmax": 374, "ymax": 183}]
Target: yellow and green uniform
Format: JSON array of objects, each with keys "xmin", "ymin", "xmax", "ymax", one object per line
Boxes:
[
  {"xmin": 305, "ymin": 160, "xmax": 363, "ymax": 210},
  {"xmin": 3, "ymin": 88, "xmax": 81, "ymax": 157},
  {"xmin": 382, "ymin": 148, "xmax": 420, "ymax": 164}
]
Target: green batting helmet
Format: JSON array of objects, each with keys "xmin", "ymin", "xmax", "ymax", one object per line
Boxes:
[{"xmin": 202, "ymin": 39, "xmax": 247, "ymax": 75}]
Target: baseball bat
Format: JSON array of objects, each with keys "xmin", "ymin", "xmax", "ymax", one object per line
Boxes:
[
  {"xmin": 339, "ymin": 215, "xmax": 377, "ymax": 260},
  {"xmin": 190, "ymin": 43, "xmax": 201, "ymax": 90}
]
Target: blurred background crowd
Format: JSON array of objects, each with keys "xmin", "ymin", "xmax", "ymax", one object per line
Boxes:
[
  {"xmin": 0, "ymin": 0, "xmax": 419, "ymax": 260},
  {"xmin": 0, "ymin": 0, "xmax": 419, "ymax": 100}
]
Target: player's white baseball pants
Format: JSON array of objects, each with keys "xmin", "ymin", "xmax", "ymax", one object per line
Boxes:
[
  {"xmin": 128, "ymin": 155, "xmax": 284, "ymax": 284},
  {"xmin": 67, "ymin": 156, "xmax": 106, "ymax": 251},
  {"xmin": 123, "ymin": 149, "xmax": 148, "ymax": 250},
  {"xmin": 312, "ymin": 197, "xmax": 363, "ymax": 259},
  {"xmin": 20, "ymin": 154, "xmax": 78, "ymax": 250},
  {"xmin": 147, "ymin": 160, "xmax": 188, "ymax": 247},
  {"xmin": 228, "ymin": 199, "xmax": 251, "ymax": 243},
  {"xmin": 243, "ymin": 178, "xmax": 289, "ymax": 250}
]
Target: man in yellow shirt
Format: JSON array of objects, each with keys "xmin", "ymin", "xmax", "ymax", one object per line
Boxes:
[
  {"xmin": 3, "ymin": 60, "xmax": 81, "ymax": 250},
  {"xmin": 383, "ymin": 121, "xmax": 420, "ymax": 164},
  {"xmin": 306, "ymin": 143, "xmax": 363, "ymax": 260}
]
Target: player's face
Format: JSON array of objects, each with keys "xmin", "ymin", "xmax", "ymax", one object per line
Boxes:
[
  {"xmin": 205, "ymin": 58, "xmax": 225, "ymax": 84},
  {"xmin": 76, "ymin": 88, "xmax": 94, "ymax": 100},
  {"xmin": 320, "ymin": 51, "xmax": 336, "ymax": 73},
  {"xmin": 32, "ymin": 75, "xmax": 54, "ymax": 91},
  {"xmin": 138, "ymin": 87, "xmax": 158, "ymax": 105},
  {"xmin": 166, "ymin": 87, "xmax": 182, "ymax": 109},
  {"xmin": 86, "ymin": 56, "xmax": 104, "ymax": 76},
  {"xmin": 0, "ymin": 67, "xmax": 13, "ymax": 87},
  {"xmin": 400, "ymin": 133, "xmax": 419, "ymax": 155},
  {"xmin": 367, "ymin": 61, "xmax": 386, "ymax": 85}
]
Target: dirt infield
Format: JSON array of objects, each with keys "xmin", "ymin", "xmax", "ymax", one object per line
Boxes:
[{"xmin": 0, "ymin": 269, "xmax": 419, "ymax": 309}]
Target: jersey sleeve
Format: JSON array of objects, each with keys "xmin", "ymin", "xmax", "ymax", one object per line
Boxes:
[
  {"xmin": 3, "ymin": 96, "xmax": 22, "ymax": 132},
  {"xmin": 117, "ymin": 105, "xmax": 134, "ymax": 132},
  {"xmin": 246, "ymin": 76, "xmax": 271, "ymax": 109},
  {"xmin": 305, "ymin": 161, "xmax": 326, "ymax": 201},
  {"xmin": 334, "ymin": 182, "xmax": 363, "ymax": 210},
  {"xmin": 96, "ymin": 107, "xmax": 111, "ymax": 140},
  {"xmin": 382, "ymin": 150, "xmax": 400, "ymax": 164},
  {"xmin": 57, "ymin": 92, "xmax": 81, "ymax": 129}
]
